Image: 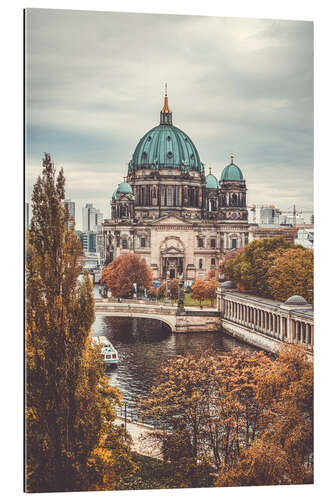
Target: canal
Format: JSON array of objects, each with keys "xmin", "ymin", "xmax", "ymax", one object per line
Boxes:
[{"xmin": 92, "ymin": 312, "xmax": 259, "ymax": 410}]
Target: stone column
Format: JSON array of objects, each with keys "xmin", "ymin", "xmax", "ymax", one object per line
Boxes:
[
  {"xmin": 278, "ymin": 316, "xmax": 284, "ymax": 340},
  {"xmin": 287, "ymin": 317, "xmax": 292, "ymax": 343}
]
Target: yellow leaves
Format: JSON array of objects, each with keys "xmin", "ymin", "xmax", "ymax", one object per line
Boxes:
[{"xmin": 267, "ymin": 248, "xmax": 313, "ymax": 303}]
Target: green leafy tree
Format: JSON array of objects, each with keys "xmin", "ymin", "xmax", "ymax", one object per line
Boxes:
[
  {"xmin": 26, "ymin": 154, "xmax": 135, "ymax": 492},
  {"xmin": 267, "ymin": 247, "xmax": 313, "ymax": 303},
  {"xmin": 225, "ymin": 237, "xmax": 293, "ymax": 296}
]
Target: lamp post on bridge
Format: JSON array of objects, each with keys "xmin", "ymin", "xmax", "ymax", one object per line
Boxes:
[
  {"xmin": 177, "ymin": 274, "xmax": 185, "ymax": 314},
  {"xmin": 165, "ymin": 270, "xmax": 172, "ymax": 304}
]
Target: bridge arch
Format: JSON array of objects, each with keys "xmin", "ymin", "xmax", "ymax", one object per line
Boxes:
[{"xmin": 94, "ymin": 310, "xmax": 176, "ymax": 333}]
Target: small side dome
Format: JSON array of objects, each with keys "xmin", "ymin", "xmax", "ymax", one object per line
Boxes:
[
  {"xmin": 284, "ymin": 295, "xmax": 308, "ymax": 305},
  {"xmin": 111, "ymin": 189, "xmax": 117, "ymax": 201},
  {"xmin": 221, "ymin": 154, "xmax": 243, "ymax": 181},
  {"xmin": 206, "ymin": 173, "xmax": 219, "ymax": 189},
  {"xmin": 117, "ymin": 182, "xmax": 133, "ymax": 195},
  {"xmin": 221, "ymin": 280, "xmax": 236, "ymax": 289}
]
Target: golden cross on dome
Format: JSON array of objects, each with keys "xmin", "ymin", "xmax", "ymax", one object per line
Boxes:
[{"xmin": 230, "ymin": 153, "xmax": 235, "ymax": 163}]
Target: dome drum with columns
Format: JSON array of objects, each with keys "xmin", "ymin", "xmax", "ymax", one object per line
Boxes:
[{"xmin": 104, "ymin": 87, "xmax": 249, "ymax": 282}]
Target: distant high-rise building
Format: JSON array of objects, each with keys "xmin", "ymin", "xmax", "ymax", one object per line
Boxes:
[
  {"xmin": 259, "ymin": 207, "xmax": 280, "ymax": 225},
  {"xmin": 76, "ymin": 228, "xmax": 105, "ymax": 266},
  {"xmin": 82, "ymin": 203, "xmax": 103, "ymax": 231},
  {"xmin": 62, "ymin": 199, "xmax": 76, "ymax": 229},
  {"xmin": 25, "ymin": 202, "xmax": 29, "ymax": 229},
  {"xmin": 76, "ymin": 230, "xmax": 97, "ymax": 253}
]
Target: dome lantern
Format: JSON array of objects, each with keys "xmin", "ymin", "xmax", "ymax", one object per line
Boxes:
[{"xmin": 160, "ymin": 83, "xmax": 173, "ymax": 125}]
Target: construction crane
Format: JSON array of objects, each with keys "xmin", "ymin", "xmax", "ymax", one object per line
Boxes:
[{"xmin": 281, "ymin": 205, "xmax": 313, "ymax": 227}]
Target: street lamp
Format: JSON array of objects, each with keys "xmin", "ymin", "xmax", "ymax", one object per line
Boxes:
[{"xmin": 177, "ymin": 274, "xmax": 185, "ymax": 314}]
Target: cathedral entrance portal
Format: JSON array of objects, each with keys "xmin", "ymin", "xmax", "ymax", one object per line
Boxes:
[
  {"xmin": 161, "ymin": 256, "xmax": 184, "ymax": 280},
  {"xmin": 160, "ymin": 236, "xmax": 185, "ymax": 281}
]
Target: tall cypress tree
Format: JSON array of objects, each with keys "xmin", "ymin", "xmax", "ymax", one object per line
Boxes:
[{"xmin": 25, "ymin": 154, "xmax": 134, "ymax": 492}]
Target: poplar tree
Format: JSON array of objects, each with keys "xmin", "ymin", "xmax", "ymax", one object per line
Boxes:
[{"xmin": 26, "ymin": 154, "xmax": 134, "ymax": 492}]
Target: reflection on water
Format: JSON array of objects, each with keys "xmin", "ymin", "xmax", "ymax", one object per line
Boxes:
[{"xmin": 92, "ymin": 314, "xmax": 258, "ymax": 408}]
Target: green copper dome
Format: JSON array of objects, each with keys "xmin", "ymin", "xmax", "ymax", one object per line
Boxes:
[
  {"xmin": 112, "ymin": 189, "xmax": 117, "ymax": 200},
  {"xmin": 221, "ymin": 157, "xmax": 243, "ymax": 181},
  {"xmin": 128, "ymin": 89, "xmax": 202, "ymax": 173},
  {"xmin": 130, "ymin": 124, "xmax": 202, "ymax": 172},
  {"xmin": 205, "ymin": 172, "xmax": 219, "ymax": 189},
  {"xmin": 117, "ymin": 182, "xmax": 133, "ymax": 195}
]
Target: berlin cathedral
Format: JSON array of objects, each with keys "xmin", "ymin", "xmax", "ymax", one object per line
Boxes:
[{"xmin": 103, "ymin": 87, "xmax": 249, "ymax": 284}]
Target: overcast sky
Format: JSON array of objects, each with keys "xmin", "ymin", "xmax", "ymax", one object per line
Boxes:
[{"xmin": 25, "ymin": 9, "xmax": 313, "ymax": 228}]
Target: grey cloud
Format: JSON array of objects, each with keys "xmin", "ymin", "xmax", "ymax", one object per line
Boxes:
[{"xmin": 26, "ymin": 9, "xmax": 313, "ymax": 228}]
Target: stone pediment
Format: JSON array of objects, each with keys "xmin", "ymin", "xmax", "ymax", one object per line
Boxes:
[
  {"xmin": 160, "ymin": 246, "xmax": 184, "ymax": 255},
  {"xmin": 153, "ymin": 215, "xmax": 191, "ymax": 226}
]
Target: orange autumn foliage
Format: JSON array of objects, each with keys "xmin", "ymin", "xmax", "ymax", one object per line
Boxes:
[
  {"xmin": 190, "ymin": 279, "xmax": 207, "ymax": 305},
  {"xmin": 26, "ymin": 154, "xmax": 135, "ymax": 493},
  {"xmin": 216, "ymin": 345, "xmax": 313, "ymax": 486},
  {"xmin": 101, "ymin": 253, "xmax": 153, "ymax": 298},
  {"xmin": 267, "ymin": 247, "xmax": 313, "ymax": 303}
]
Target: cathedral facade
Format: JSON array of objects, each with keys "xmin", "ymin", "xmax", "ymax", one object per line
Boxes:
[{"xmin": 103, "ymin": 88, "xmax": 249, "ymax": 283}]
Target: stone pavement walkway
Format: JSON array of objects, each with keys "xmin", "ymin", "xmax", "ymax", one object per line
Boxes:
[{"xmin": 115, "ymin": 417, "xmax": 162, "ymax": 459}]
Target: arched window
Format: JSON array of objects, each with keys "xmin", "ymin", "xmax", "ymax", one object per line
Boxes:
[{"xmin": 199, "ymin": 259, "xmax": 203, "ymax": 269}]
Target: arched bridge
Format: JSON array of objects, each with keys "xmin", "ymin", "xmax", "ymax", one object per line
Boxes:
[{"xmin": 94, "ymin": 298, "xmax": 220, "ymax": 334}]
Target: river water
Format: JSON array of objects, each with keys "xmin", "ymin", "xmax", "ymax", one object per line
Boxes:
[{"xmin": 92, "ymin": 298, "xmax": 258, "ymax": 410}]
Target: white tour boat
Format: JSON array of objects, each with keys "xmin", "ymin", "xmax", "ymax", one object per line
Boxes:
[{"xmin": 92, "ymin": 335, "xmax": 119, "ymax": 367}]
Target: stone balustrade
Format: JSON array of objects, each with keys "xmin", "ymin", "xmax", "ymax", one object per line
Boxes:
[{"xmin": 217, "ymin": 285, "xmax": 313, "ymax": 354}]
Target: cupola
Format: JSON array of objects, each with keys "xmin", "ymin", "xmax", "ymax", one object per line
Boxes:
[{"xmin": 221, "ymin": 154, "xmax": 244, "ymax": 181}]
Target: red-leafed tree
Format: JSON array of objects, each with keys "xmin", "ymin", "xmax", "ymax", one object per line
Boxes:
[
  {"xmin": 191, "ymin": 279, "xmax": 208, "ymax": 306},
  {"xmin": 101, "ymin": 253, "xmax": 153, "ymax": 298},
  {"xmin": 207, "ymin": 269, "xmax": 216, "ymax": 280},
  {"xmin": 206, "ymin": 277, "xmax": 219, "ymax": 306}
]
